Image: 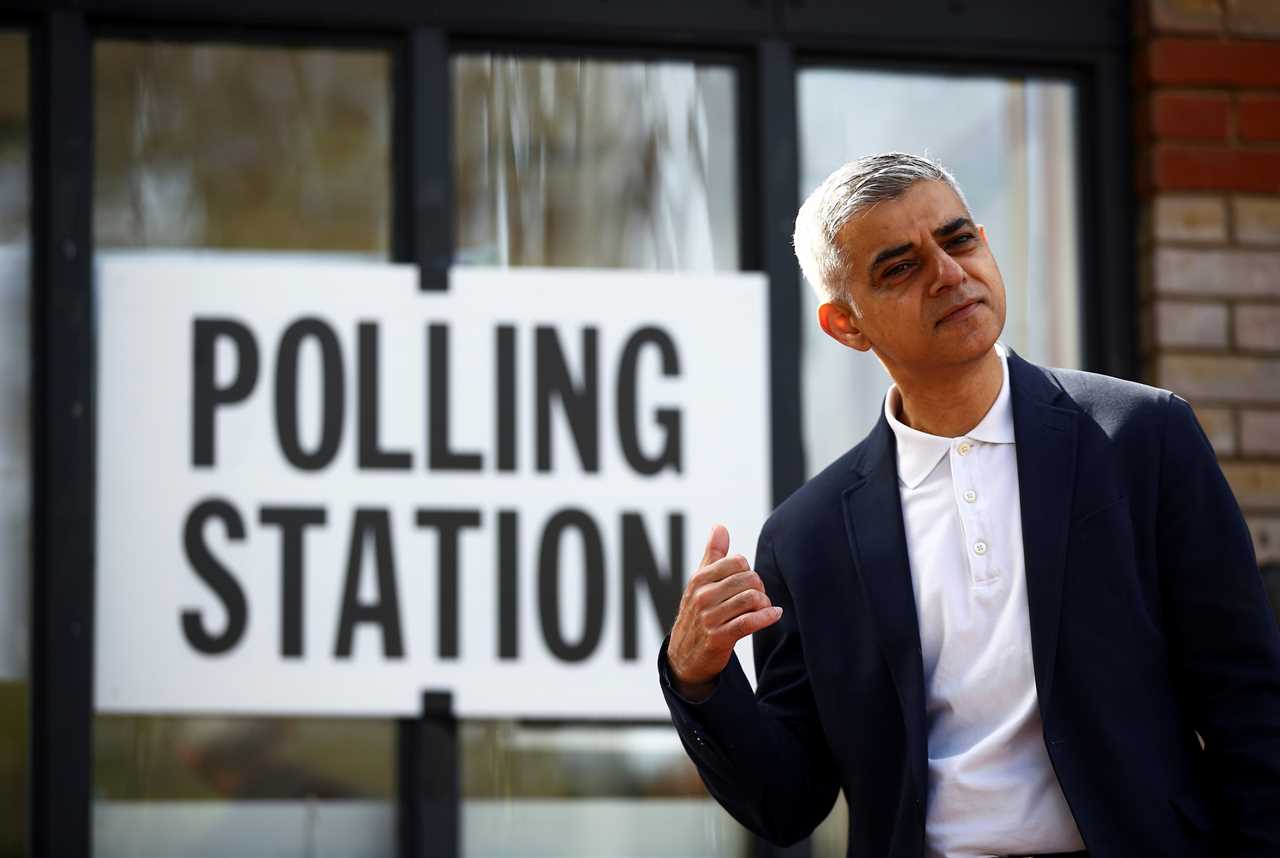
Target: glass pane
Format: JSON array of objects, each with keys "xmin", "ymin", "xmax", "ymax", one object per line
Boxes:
[
  {"xmin": 798, "ymin": 69, "xmax": 1082, "ymax": 480},
  {"xmin": 452, "ymin": 52, "xmax": 749, "ymax": 857},
  {"xmin": 0, "ymin": 29, "xmax": 29, "ymax": 858},
  {"xmin": 93, "ymin": 39, "xmax": 394, "ymax": 858},
  {"xmin": 462, "ymin": 723, "xmax": 747, "ymax": 857},
  {"xmin": 96, "ymin": 41, "xmax": 390, "ymax": 255},
  {"xmin": 453, "ymin": 54, "xmax": 739, "ymax": 271}
]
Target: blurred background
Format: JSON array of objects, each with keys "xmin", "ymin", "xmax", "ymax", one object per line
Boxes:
[{"xmin": 3, "ymin": 1, "xmax": 1279, "ymax": 856}]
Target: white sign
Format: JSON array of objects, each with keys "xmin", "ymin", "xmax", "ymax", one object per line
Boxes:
[{"xmin": 95, "ymin": 255, "xmax": 770, "ymax": 719}]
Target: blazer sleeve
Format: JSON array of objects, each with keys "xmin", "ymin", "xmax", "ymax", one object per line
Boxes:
[
  {"xmin": 1157, "ymin": 393, "xmax": 1280, "ymax": 855},
  {"xmin": 659, "ymin": 525, "xmax": 840, "ymax": 847}
]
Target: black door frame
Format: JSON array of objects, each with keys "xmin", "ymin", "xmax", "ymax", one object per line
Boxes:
[{"xmin": 15, "ymin": 2, "xmax": 1133, "ymax": 856}]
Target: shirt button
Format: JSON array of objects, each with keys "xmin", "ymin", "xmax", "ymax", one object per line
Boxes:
[
  {"xmin": 963, "ymin": 489, "xmax": 977, "ymax": 503},
  {"xmin": 973, "ymin": 540, "xmax": 988, "ymax": 556},
  {"xmin": 957, "ymin": 441, "xmax": 972, "ymax": 456}
]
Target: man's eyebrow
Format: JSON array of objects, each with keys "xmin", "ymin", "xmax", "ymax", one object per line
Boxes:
[
  {"xmin": 868, "ymin": 242, "xmax": 913, "ymax": 275},
  {"xmin": 934, "ymin": 216, "xmax": 973, "ymax": 238}
]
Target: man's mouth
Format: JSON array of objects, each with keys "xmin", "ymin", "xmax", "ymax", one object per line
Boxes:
[{"xmin": 937, "ymin": 299, "xmax": 981, "ymax": 326}]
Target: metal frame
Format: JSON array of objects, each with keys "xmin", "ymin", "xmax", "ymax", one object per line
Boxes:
[
  {"xmin": 394, "ymin": 27, "xmax": 453, "ymax": 291},
  {"xmin": 398, "ymin": 692, "xmax": 459, "ymax": 858},
  {"xmin": 17, "ymin": 2, "xmax": 1134, "ymax": 857},
  {"xmin": 29, "ymin": 11, "xmax": 95, "ymax": 858}
]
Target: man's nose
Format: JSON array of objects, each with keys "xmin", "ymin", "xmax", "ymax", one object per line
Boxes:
[{"xmin": 929, "ymin": 247, "xmax": 966, "ymax": 294}]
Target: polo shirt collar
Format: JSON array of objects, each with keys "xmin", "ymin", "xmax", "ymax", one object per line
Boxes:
[{"xmin": 884, "ymin": 343, "xmax": 1014, "ymax": 489}]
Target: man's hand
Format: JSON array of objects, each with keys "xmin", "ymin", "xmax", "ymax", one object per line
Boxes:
[{"xmin": 666, "ymin": 525, "xmax": 784, "ymax": 697}]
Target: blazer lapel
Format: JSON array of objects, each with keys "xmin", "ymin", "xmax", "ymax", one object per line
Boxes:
[
  {"xmin": 1008, "ymin": 353, "xmax": 1078, "ymax": 717},
  {"xmin": 841, "ymin": 418, "xmax": 928, "ymax": 802}
]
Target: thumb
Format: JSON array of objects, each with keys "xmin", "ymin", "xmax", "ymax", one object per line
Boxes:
[{"xmin": 699, "ymin": 524, "xmax": 730, "ymax": 568}]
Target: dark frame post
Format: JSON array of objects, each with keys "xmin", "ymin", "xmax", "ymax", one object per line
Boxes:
[
  {"xmin": 1078, "ymin": 49, "xmax": 1137, "ymax": 381},
  {"xmin": 757, "ymin": 37, "xmax": 806, "ymax": 506},
  {"xmin": 398, "ymin": 691, "xmax": 461, "ymax": 858},
  {"xmin": 394, "ymin": 27, "xmax": 453, "ymax": 291},
  {"xmin": 29, "ymin": 10, "xmax": 95, "ymax": 858},
  {"xmin": 751, "ymin": 36, "xmax": 812, "ymax": 857},
  {"xmin": 393, "ymin": 28, "xmax": 460, "ymax": 855}
]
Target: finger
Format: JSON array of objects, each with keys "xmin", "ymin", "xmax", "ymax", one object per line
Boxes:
[
  {"xmin": 716, "ymin": 606, "xmax": 784, "ymax": 643},
  {"xmin": 699, "ymin": 524, "xmax": 730, "ymax": 568},
  {"xmin": 703, "ymin": 586, "xmax": 772, "ymax": 628},
  {"xmin": 691, "ymin": 569, "xmax": 765, "ymax": 616},
  {"xmin": 700, "ymin": 568, "xmax": 765, "ymax": 603},
  {"xmin": 690, "ymin": 557, "xmax": 754, "ymax": 590}
]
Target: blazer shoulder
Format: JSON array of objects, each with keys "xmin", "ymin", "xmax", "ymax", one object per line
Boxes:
[{"xmin": 1033, "ymin": 363, "xmax": 1173, "ymax": 436}]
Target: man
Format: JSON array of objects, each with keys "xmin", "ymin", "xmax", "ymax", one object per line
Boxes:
[{"xmin": 658, "ymin": 152, "xmax": 1280, "ymax": 858}]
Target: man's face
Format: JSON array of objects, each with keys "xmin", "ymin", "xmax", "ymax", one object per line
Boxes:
[{"xmin": 818, "ymin": 180, "xmax": 1006, "ymax": 377}]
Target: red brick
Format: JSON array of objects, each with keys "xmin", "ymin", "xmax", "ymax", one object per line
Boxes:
[
  {"xmin": 1152, "ymin": 92, "xmax": 1231, "ymax": 139},
  {"xmin": 1242, "ymin": 410, "xmax": 1280, "ymax": 456},
  {"xmin": 1156, "ymin": 247, "xmax": 1280, "ymax": 298},
  {"xmin": 1151, "ymin": 0, "xmax": 1223, "ymax": 34},
  {"xmin": 1234, "ymin": 195, "xmax": 1280, "ymax": 245},
  {"xmin": 1158, "ymin": 353, "xmax": 1280, "ymax": 402},
  {"xmin": 1137, "ymin": 150, "xmax": 1156, "ymax": 199},
  {"xmin": 1246, "ymin": 515, "xmax": 1280, "ymax": 564},
  {"xmin": 1149, "ymin": 38, "xmax": 1280, "ymax": 87},
  {"xmin": 1239, "ymin": 95, "xmax": 1280, "ymax": 142},
  {"xmin": 1134, "ymin": 42, "xmax": 1153, "ymax": 87},
  {"xmin": 1235, "ymin": 303, "xmax": 1280, "ymax": 350},
  {"xmin": 1135, "ymin": 104, "xmax": 1154, "ymax": 149},
  {"xmin": 1194, "ymin": 405, "xmax": 1238, "ymax": 455},
  {"xmin": 1228, "ymin": 0, "xmax": 1280, "ymax": 39},
  {"xmin": 1222, "ymin": 461, "xmax": 1280, "ymax": 510},
  {"xmin": 1156, "ymin": 300, "xmax": 1230, "ymax": 347},
  {"xmin": 1154, "ymin": 194, "xmax": 1229, "ymax": 242},
  {"xmin": 1154, "ymin": 146, "xmax": 1280, "ymax": 192}
]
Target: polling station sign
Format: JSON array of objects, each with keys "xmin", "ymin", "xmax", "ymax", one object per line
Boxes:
[{"xmin": 94, "ymin": 255, "xmax": 770, "ymax": 719}]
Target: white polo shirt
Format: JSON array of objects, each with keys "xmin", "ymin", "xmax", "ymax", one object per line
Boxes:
[{"xmin": 884, "ymin": 347, "xmax": 1085, "ymax": 858}]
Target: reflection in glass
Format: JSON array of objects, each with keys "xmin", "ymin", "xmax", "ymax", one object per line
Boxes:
[
  {"xmin": 95, "ymin": 41, "xmax": 390, "ymax": 254},
  {"xmin": 462, "ymin": 723, "xmax": 747, "ymax": 857},
  {"xmin": 453, "ymin": 54, "xmax": 739, "ymax": 272},
  {"xmin": 95, "ymin": 717, "xmax": 394, "ymax": 800},
  {"xmin": 94, "ymin": 717, "xmax": 396, "ymax": 858},
  {"xmin": 0, "ymin": 30, "xmax": 28, "ymax": 858},
  {"xmin": 93, "ymin": 39, "xmax": 394, "ymax": 858},
  {"xmin": 452, "ymin": 52, "xmax": 749, "ymax": 857},
  {"xmin": 798, "ymin": 69, "xmax": 1082, "ymax": 478}
]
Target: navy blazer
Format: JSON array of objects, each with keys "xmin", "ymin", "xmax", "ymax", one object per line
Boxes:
[{"xmin": 661, "ymin": 353, "xmax": 1280, "ymax": 858}]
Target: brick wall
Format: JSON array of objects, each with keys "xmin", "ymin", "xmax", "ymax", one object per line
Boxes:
[{"xmin": 1136, "ymin": 0, "xmax": 1280, "ymax": 569}]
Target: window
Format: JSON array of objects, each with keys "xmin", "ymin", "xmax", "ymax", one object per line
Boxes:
[
  {"xmin": 93, "ymin": 39, "xmax": 396, "ymax": 858},
  {"xmin": 452, "ymin": 51, "xmax": 750, "ymax": 858},
  {"xmin": 19, "ymin": 7, "xmax": 1132, "ymax": 857},
  {"xmin": 797, "ymin": 68, "xmax": 1082, "ymax": 475},
  {"xmin": 453, "ymin": 53, "xmax": 739, "ymax": 272}
]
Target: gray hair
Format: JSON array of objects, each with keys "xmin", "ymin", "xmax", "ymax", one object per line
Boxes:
[{"xmin": 793, "ymin": 152, "xmax": 969, "ymax": 306}]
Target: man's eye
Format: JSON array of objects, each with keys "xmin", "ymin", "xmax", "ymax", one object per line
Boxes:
[
  {"xmin": 948, "ymin": 234, "xmax": 974, "ymax": 248},
  {"xmin": 884, "ymin": 262, "xmax": 912, "ymax": 278}
]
